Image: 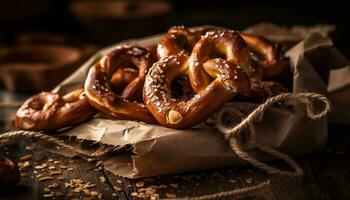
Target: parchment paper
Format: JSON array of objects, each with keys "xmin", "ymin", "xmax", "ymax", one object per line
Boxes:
[{"xmin": 47, "ymin": 25, "xmax": 349, "ymax": 178}]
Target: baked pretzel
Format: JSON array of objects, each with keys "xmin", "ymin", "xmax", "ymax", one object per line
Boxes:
[
  {"xmin": 85, "ymin": 45, "xmax": 157, "ymax": 123},
  {"xmin": 239, "ymin": 33, "xmax": 285, "ymax": 78},
  {"xmin": 157, "ymin": 26, "xmax": 199, "ymax": 59},
  {"xmin": 188, "ymin": 28, "xmax": 261, "ymax": 93},
  {"xmin": 15, "ymin": 88, "xmax": 96, "ymax": 131},
  {"xmin": 186, "ymin": 27, "xmax": 285, "ymax": 78},
  {"xmin": 144, "ymin": 53, "xmax": 250, "ymax": 129}
]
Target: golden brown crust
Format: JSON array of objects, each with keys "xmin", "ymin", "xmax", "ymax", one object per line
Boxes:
[
  {"xmin": 188, "ymin": 29, "xmax": 257, "ymax": 93},
  {"xmin": 157, "ymin": 26, "xmax": 199, "ymax": 59},
  {"xmin": 239, "ymin": 33, "xmax": 285, "ymax": 78},
  {"xmin": 84, "ymin": 45, "xmax": 157, "ymax": 123},
  {"xmin": 15, "ymin": 89, "xmax": 96, "ymax": 131},
  {"xmin": 143, "ymin": 53, "xmax": 250, "ymax": 129}
]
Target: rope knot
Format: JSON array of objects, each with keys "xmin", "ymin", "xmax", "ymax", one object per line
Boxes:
[{"xmin": 216, "ymin": 92, "xmax": 331, "ymax": 178}]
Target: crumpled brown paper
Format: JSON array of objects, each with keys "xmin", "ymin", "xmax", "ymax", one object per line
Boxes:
[{"xmin": 47, "ymin": 25, "xmax": 349, "ymax": 178}]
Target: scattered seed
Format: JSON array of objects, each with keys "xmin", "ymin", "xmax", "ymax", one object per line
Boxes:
[
  {"xmin": 53, "ymin": 161, "xmax": 60, "ymax": 164},
  {"xmin": 48, "ymin": 183, "xmax": 59, "ymax": 189},
  {"xmin": 20, "ymin": 173, "xmax": 28, "ymax": 177},
  {"xmin": 136, "ymin": 181, "xmax": 145, "ymax": 188},
  {"xmin": 57, "ymin": 176, "xmax": 65, "ymax": 180},
  {"xmin": 19, "ymin": 154, "xmax": 33, "ymax": 161},
  {"xmin": 137, "ymin": 192, "xmax": 148, "ymax": 198},
  {"xmin": 18, "ymin": 161, "xmax": 31, "ymax": 169},
  {"xmin": 25, "ymin": 146, "xmax": 34, "ymax": 151},
  {"xmin": 43, "ymin": 193, "xmax": 54, "ymax": 198},
  {"xmin": 49, "ymin": 171, "xmax": 62, "ymax": 176},
  {"xmin": 36, "ymin": 174, "xmax": 44, "ymax": 179},
  {"xmin": 84, "ymin": 182, "xmax": 96, "ymax": 189},
  {"xmin": 166, "ymin": 193, "xmax": 177, "ymax": 198},
  {"xmin": 38, "ymin": 176, "xmax": 53, "ymax": 182},
  {"xmin": 113, "ymin": 186, "xmax": 123, "ymax": 192},
  {"xmin": 245, "ymin": 178, "xmax": 253, "ymax": 184},
  {"xmin": 131, "ymin": 192, "xmax": 138, "ymax": 196},
  {"xmin": 60, "ymin": 165, "xmax": 68, "ymax": 169},
  {"xmin": 229, "ymin": 179, "xmax": 236, "ymax": 183},
  {"xmin": 90, "ymin": 191, "xmax": 99, "ymax": 196},
  {"xmin": 35, "ymin": 166, "xmax": 44, "ymax": 170},
  {"xmin": 96, "ymin": 161, "xmax": 103, "ymax": 167},
  {"xmin": 150, "ymin": 193, "xmax": 160, "ymax": 200},
  {"xmin": 99, "ymin": 176, "xmax": 106, "ymax": 183},
  {"xmin": 44, "ymin": 187, "xmax": 51, "ymax": 193},
  {"xmin": 67, "ymin": 168, "xmax": 74, "ymax": 171},
  {"xmin": 72, "ymin": 188, "xmax": 82, "ymax": 193}
]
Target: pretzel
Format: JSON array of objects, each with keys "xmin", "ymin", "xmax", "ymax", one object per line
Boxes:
[
  {"xmin": 144, "ymin": 53, "xmax": 250, "ymax": 129},
  {"xmin": 239, "ymin": 33, "xmax": 285, "ymax": 78},
  {"xmin": 188, "ymin": 28, "xmax": 261, "ymax": 93},
  {"xmin": 15, "ymin": 88, "xmax": 96, "ymax": 131},
  {"xmin": 186, "ymin": 27, "xmax": 285, "ymax": 78},
  {"xmin": 84, "ymin": 45, "xmax": 157, "ymax": 123},
  {"xmin": 157, "ymin": 26, "xmax": 199, "ymax": 59}
]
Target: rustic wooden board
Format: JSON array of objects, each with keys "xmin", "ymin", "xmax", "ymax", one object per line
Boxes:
[
  {"xmin": 0, "ymin": 133, "xmax": 329, "ymax": 200},
  {"xmin": 306, "ymin": 124, "xmax": 350, "ymax": 200},
  {"xmin": 0, "ymin": 90, "xmax": 347, "ymax": 200}
]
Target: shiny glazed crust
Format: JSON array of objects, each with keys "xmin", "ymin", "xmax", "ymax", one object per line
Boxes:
[
  {"xmin": 84, "ymin": 45, "xmax": 157, "ymax": 123},
  {"xmin": 143, "ymin": 53, "xmax": 250, "ymax": 129},
  {"xmin": 15, "ymin": 88, "xmax": 96, "ymax": 131}
]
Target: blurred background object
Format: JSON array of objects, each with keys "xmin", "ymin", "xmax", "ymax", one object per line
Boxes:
[
  {"xmin": 0, "ymin": 0, "xmax": 348, "ymax": 93},
  {"xmin": 70, "ymin": 0, "xmax": 172, "ymax": 42},
  {"xmin": 0, "ymin": 156, "xmax": 20, "ymax": 187},
  {"xmin": 0, "ymin": 44, "xmax": 83, "ymax": 92}
]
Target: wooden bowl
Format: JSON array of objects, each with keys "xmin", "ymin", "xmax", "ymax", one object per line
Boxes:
[{"xmin": 0, "ymin": 45, "xmax": 82, "ymax": 92}]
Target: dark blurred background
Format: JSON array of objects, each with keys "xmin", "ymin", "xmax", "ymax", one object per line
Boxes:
[
  {"xmin": 0, "ymin": 0, "xmax": 348, "ymax": 51},
  {"xmin": 0, "ymin": 0, "xmax": 349, "ymax": 93}
]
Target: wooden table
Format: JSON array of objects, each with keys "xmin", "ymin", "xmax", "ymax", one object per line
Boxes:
[{"xmin": 1, "ymin": 90, "xmax": 349, "ymax": 200}]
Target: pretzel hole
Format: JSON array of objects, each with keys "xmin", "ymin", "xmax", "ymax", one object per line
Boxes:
[
  {"xmin": 209, "ymin": 51, "xmax": 226, "ymax": 60},
  {"xmin": 170, "ymin": 76, "xmax": 195, "ymax": 101},
  {"xmin": 110, "ymin": 67, "xmax": 139, "ymax": 93},
  {"xmin": 174, "ymin": 34, "xmax": 193, "ymax": 53}
]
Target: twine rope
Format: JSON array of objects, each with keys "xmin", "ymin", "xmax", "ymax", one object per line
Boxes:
[
  {"xmin": 161, "ymin": 180, "xmax": 271, "ymax": 200},
  {"xmin": 216, "ymin": 92, "xmax": 331, "ymax": 178},
  {"xmin": 0, "ymin": 92, "xmax": 331, "ymax": 199},
  {"xmin": 0, "ymin": 130, "xmax": 109, "ymax": 157}
]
